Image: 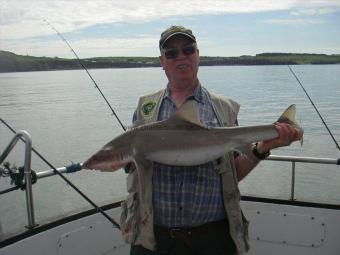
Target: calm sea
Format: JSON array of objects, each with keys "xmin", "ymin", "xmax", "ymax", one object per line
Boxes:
[{"xmin": 0, "ymin": 65, "xmax": 339, "ymax": 236}]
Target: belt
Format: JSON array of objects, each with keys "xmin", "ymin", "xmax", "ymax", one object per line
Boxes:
[{"xmin": 154, "ymin": 218, "xmax": 228, "ymax": 240}]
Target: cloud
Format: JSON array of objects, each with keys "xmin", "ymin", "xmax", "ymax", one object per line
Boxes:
[
  {"xmin": 1, "ymin": 0, "xmax": 330, "ymax": 40},
  {"xmin": 260, "ymin": 18, "xmax": 326, "ymax": 25},
  {"xmin": 290, "ymin": 0, "xmax": 340, "ymax": 16},
  {"xmin": 290, "ymin": 8, "xmax": 338, "ymax": 16},
  {"xmin": 0, "ymin": 36, "xmax": 159, "ymax": 58},
  {"xmin": 1, "ymin": 0, "xmax": 339, "ymax": 57}
]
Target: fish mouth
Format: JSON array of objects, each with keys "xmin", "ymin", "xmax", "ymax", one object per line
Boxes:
[{"xmin": 82, "ymin": 161, "xmax": 91, "ymax": 169}]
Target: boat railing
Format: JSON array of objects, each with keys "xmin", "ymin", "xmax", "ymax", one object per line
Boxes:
[
  {"xmin": 21, "ymin": 155, "xmax": 340, "ymax": 201},
  {"xmin": 1, "ymin": 130, "xmax": 340, "ymax": 231},
  {"xmin": 0, "ymin": 130, "xmax": 37, "ymax": 229},
  {"xmin": 35, "ymin": 154, "xmax": 340, "ymax": 203},
  {"xmin": 266, "ymin": 155, "xmax": 340, "ymax": 201}
]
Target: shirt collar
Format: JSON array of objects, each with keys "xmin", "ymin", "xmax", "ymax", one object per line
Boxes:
[{"xmin": 164, "ymin": 81, "xmax": 203, "ymax": 104}]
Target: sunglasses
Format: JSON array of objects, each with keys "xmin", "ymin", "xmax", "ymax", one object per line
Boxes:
[{"xmin": 163, "ymin": 44, "xmax": 197, "ymax": 59}]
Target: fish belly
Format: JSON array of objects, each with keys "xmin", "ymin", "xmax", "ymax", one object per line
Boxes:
[{"xmin": 146, "ymin": 144, "xmax": 227, "ymax": 166}]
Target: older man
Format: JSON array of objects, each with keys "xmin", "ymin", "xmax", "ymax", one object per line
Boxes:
[{"xmin": 121, "ymin": 25, "xmax": 302, "ymax": 255}]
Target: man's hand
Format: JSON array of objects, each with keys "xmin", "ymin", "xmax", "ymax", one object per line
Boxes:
[{"xmin": 257, "ymin": 122, "xmax": 303, "ymax": 153}]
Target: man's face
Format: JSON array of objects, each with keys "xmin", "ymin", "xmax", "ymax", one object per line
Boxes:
[{"xmin": 159, "ymin": 36, "xmax": 200, "ymax": 86}]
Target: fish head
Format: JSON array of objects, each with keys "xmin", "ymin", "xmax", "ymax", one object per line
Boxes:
[{"xmin": 82, "ymin": 134, "xmax": 133, "ymax": 171}]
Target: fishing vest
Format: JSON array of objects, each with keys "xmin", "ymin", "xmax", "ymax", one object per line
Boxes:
[{"xmin": 120, "ymin": 88, "xmax": 250, "ymax": 255}]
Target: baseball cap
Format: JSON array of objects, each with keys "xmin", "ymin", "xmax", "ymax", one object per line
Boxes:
[{"xmin": 159, "ymin": 25, "xmax": 196, "ymax": 49}]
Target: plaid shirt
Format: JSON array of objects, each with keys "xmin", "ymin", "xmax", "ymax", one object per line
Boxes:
[{"xmin": 149, "ymin": 84, "xmax": 227, "ymax": 227}]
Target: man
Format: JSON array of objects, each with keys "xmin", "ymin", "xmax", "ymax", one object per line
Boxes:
[{"xmin": 122, "ymin": 25, "xmax": 302, "ymax": 255}]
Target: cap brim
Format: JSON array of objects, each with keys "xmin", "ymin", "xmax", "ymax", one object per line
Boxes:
[{"xmin": 160, "ymin": 32, "xmax": 196, "ymax": 49}]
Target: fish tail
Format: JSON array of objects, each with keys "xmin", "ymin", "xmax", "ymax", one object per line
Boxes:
[{"xmin": 277, "ymin": 104, "xmax": 304, "ymax": 145}]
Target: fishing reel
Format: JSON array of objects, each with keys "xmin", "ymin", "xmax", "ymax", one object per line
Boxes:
[{"xmin": 0, "ymin": 161, "xmax": 37, "ymax": 194}]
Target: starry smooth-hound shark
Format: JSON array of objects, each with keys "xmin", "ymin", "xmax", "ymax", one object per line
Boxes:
[{"xmin": 82, "ymin": 101, "xmax": 302, "ymax": 171}]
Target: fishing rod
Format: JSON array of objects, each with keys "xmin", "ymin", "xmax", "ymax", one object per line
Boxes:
[
  {"xmin": 43, "ymin": 19, "xmax": 126, "ymax": 131},
  {"xmin": 0, "ymin": 118, "xmax": 121, "ymax": 229},
  {"xmin": 288, "ymin": 65, "xmax": 340, "ymax": 152}
]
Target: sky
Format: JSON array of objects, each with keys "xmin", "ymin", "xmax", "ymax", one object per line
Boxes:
[{"xmin": 1, "ymin": 0, "xmax": 340, "ymax": 58}]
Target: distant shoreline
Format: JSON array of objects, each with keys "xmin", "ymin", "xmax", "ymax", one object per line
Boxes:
[{"xmin": 1, "ymin": 50, "xmax": 340, "ymax": 73}]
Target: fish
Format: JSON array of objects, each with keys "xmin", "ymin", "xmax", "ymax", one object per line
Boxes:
[{"xmin": 82, "ymin": 101, "xmax": 302, "ymax": 171}]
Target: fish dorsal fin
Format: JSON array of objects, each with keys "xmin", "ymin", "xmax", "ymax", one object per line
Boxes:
[{"xmin": 170, "ymin": 100, "xmax": 205, "ymax": 128}]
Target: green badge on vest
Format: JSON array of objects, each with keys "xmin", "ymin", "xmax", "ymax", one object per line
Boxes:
[{"xmin": 141, "ymin": 101, "xmax": 156, "ymax": 118}]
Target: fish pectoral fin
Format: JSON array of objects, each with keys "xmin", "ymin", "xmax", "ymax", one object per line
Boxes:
[
  {"xmin": 171, "ymin": 100, "xmax": 205, "ymax": 128},
  {"xmin": 133, "ymin": 156, "xmax": 153, "ymax": 193},
  {"xmin": 235, "ymin": 144, "xmax": 253, "ymax": 157},
  {"xmin": 133, "ymin": 156, "xmax": 152, "ymax": 171}
]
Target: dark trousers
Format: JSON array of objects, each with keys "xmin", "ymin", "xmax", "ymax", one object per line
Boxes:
[{"xmin": 130, "ymin": 219, "xmax": 236, "ymax": 255}]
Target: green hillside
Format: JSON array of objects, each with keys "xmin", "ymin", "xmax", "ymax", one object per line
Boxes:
[{"xmin": 0, "ymin": 50, "xmax": 339, "ymax": 73}]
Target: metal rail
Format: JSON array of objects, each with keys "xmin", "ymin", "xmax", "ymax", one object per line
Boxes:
[
  {"xmin": 267, "ymin": 155, "xmax": 340, "ymax": 165},
  {"xmin": 0, "ymin": 118, "xmax": 121, "ymax": 229},
  {"xmin": 266, "ymin": 155, "xmax": 340, "ymax": 200},
  {"xmin": 0, "ymin": 130, "xmax": 37, "ymax": 229},
  {"xmin": 33, "ymin": 155, "xmax": 340, "ymax": 202},
  {"xmin": 1, "ymin": 139, "xmax": 339, "ymax": 230}
]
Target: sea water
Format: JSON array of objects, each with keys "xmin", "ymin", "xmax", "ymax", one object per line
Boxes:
[{"xmin": 0, "ymin": 65, "xmax": 339, "ymax": 237}]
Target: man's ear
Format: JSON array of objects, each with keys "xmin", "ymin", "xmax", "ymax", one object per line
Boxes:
[{"xmin": 159, "ymin": 55, "xmax": 165, "ymax": 70}]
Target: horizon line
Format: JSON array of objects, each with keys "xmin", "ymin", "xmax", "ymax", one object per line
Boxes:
[{"xmin": 1, "ymin": 50, "xmax": 340, "ymax": 59}]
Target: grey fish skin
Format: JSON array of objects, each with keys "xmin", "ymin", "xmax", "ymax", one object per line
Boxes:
[{"xmin": 82, "ymin": 102, "xmax": 301, "ymax": 171}]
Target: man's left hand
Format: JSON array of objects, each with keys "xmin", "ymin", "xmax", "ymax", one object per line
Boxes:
[{"xmin": 257, "ymin": 122, "xmax": 303, "ymax": 153}]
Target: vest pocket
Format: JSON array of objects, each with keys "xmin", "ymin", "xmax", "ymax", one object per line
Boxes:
[{"xmin": 120, "ymin": 192, "xmax": 139, "ymax": 243}]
